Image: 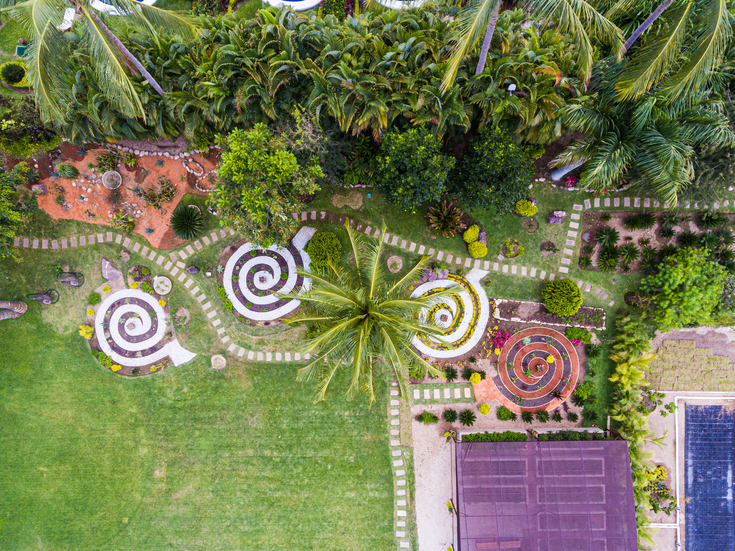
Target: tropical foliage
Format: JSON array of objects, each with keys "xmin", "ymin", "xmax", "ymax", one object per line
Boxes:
[
  {"xmin": 373, "ymin": 127, "xmax": 455, "ymax": 212},
  {"xmin": 554, "ymin": 63, "xmax": 735, "ymax": 204},
  {"xmin": 542, "ymin": 279, "xmax": 583, "ymax": 317},
  {"xmin": 169, "ymin": 204, "xmax": 204, "ymax": 240},
  {"xmin": 288, "ymin": 222, "xmax": 450, "ymax": 405},
  {"xmin": 0, "ymin": 163, "xmax": 32, "ymax": 259},
  {"xmin": 208, "ymin": 124, "xmax": 323, "ymax": 247},
  {"xmin": 450, "ymin": 127, "xmax": 533, "ymax": 213}
]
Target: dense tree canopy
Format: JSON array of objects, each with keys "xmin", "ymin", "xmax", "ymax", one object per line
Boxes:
[
  {"xmin": 208, "ymin": 124, "xmax": 323, "ymax": 247},
  {"xmin": 0, "ymin": 163, "xmax": 31, "ymax": 259},
  {"xmin": 640, "ymin": 247, "xmax": 728, "ymax": 331}
]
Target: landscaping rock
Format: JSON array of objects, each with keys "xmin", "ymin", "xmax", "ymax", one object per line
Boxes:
[
  {"xmin": 101, "ymin": 258, "xmax": 122, "ymax": 281},
  {"xmin": 582, "ymin": 232, "xmax": 590, "ymax": 242},
  {"xmin": 120, "ymin": 249, "xmax": 131, "ymax": 263},
  {"xmin": 547, "ymin": 210, "xmax": 567, "ymax": 224},
  {"xmin": 211, "ymin": 355, "xmax": 226, "ymax": 370},
  {"xmin": 186, "ymin": 265, "xmax": 200, "ymax": 275}
]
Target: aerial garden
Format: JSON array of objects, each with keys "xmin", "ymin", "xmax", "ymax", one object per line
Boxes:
[{"xmin": 1, "ymin": 0, "xmax": 734, "ymax": 549}]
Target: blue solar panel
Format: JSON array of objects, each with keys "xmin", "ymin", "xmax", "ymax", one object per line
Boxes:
[{"xmin": 685, "ymin": 404, "xmax": 735, "ymax": 551}]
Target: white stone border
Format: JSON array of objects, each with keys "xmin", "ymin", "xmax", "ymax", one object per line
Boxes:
[
  {"xmin": 410, "ymin": 269, "xmax": 489, "ymax": 359},
  {"xmin": 261, "ymin": 0, "xmax": 321, "ymax": 9},
  {"xmin": 95, "ymin": 288, "xmax": 196, "ymax": 367}
]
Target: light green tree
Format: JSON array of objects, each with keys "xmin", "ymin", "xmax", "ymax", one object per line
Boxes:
[
  {"xmin": 640, "ymin": 247, "xmax": 728, "ymax": 331},
  {"xmin": 0, "ymin": 163, "xmax": 31, "ymax": 259},
  {"xmin": 209, "ymin": 124, "xmax": 323, "ymax": 248},
  {"xmin": 288, "ymin": 222, "xmax": 450, "ymax": 405}
]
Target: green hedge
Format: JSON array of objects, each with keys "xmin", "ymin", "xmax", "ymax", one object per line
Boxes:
[
  {"xmin": 536, "ymin": 430, "xmax": 608, "ymax": 441},
  {"xmin": 462, "ymin": 431, "xmax": 527, "ymax": 442}
]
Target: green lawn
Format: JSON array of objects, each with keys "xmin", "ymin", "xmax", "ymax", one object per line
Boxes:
[{"xmin": 0, "ymin": 254, "xmax": 394, "ymax": 551}]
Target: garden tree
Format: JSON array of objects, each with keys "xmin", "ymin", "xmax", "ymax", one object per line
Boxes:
[
  {"xmin": 541, "ymin": 278, "xmax": 583, "ymax": 317},
  {"xmin": 287, "ymin": 222, "xmax": 451, "ymax": 405},
  {"xmin": 373, "ymin": 126, "xmax": 455, "ymax": 212},
  {"xmin": 441, "ymin": 0, "xmax": 624, "ymax": 91},
  {"xmin": 605, "ymin": 0, "xmax": 732, "ymax": 101},
  {"xmin": 449, "ymin": 127, "xmax": 533, "ymax": 213},
  {"xmin": 640, "ymin": 247, "xmax": 728, "ymax": 331},
  {"xmin": 0, "ymin": 163, "xmax": 31, "ymax": 259},
  {"xmin": 209, "ymin": 124, "xmax": 323, "ymax": 247},
  {"xmin": 1, "ymin": 0, "xmax": 198, "ymax": 125},
  {"xmin": 554, "ymin": 62, "xmax": 735, "ymax": 204}
]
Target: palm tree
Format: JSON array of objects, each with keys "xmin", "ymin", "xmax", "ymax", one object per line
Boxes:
[
  {"xmin": 610, "ymin": 0, "xmax": 732, "ymax": 101},
  {"xmin": 287, "ymin": 222, "xmax": 452, "ymax": 405},
  {"xmin": 554, "ymin": 62, "xmax": 735, "ymax": 204},
  {"xmin": 1, "ymin": 0, "xmax": 198, "ymax": 124},
  {"xmin": 441, "ymin": 0, "xmax": 624, "ymax": 91}
]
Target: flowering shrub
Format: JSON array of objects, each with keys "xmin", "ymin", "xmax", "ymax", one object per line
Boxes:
[
  {"xmin": 469, "ymin": 372, "xmax": 481, "ymax": 385},
  {"xmin": 547, "ymin": 355, "xmax": 555, "ymax": 363},
  {"xmin": 158, "ymin": 300, "xmax": 167, "ymax": 307},
  {"xmin": 478, "ymin": 403, "xmax": 490, "ymax": 415},
  {"xmin": 565, "ymin": 326, "xmax": 592, "ymax": 344},
  {"xmin": 111, "ymin": 364, "xmax": 122, "ymax": 372},
  {"xmin": 570, "ymin": 338, "xmax": 583, "ymax": 346},
  {"xmin": 102, "ymin": 285, "xmax": 111, "ymax": 293},
  {"xmin": 86, "ymin": 308, "xmax": 95, "ymax": 317},
  {"xmin": 130, "ymin": 281, "xmax": 139, "ymax": 289},
  {"xmin": 492, "ymin": 330, "xmax": 512, "ymax": 350},
  {"xmin": 78, "ymin": 325, "xmax": 93, "ymax": 340}
]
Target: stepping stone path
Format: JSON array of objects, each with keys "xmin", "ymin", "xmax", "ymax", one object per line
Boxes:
[
  {"xmin": 492, "ymin": 327, "xmax": 579, "ymax": 412},
  {"xmin": 223, "ymin": 228, "xmax": 314, "ymax": 322},
  {"xmin": 94, "ymin": 288, "xmax": 196, "ymax": 368},
  {"xmin": 410, "ymin": 270, "xmax": 491, "ymax": 359}
]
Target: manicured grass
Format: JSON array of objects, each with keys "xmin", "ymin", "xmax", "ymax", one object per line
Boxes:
[
  {"xmin": 0, "ymin": 19, "xmax": 28, "ymax": 56},
  {"xmin": 0, "ymin": 280, "xmax": 394, "ymax": 550}
]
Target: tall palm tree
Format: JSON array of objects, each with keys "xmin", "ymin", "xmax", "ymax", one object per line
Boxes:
[
  {"xmin": 609, "ymin": 0, "xmax": 731, "ymax": 100},
  {"xmin": 554, "ymin": 62, "xmax": 735, "ymax": 204},
  {"xmin": 287, "ymin": 222, "xmax": 451, "ymax": 405},
  {"xmin": 1, "ymin": 0, "xmax": 198, "ymax": 123},
  {"xmin": 441, "ymin": 0, "xmax": 625, "ymax": 91}
]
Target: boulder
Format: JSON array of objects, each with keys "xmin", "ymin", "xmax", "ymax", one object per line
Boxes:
[
  {"xmin": 101, "ymin": 258, "xmax": 122, "ymax": 281},
  {"xmin": 119, "ymin": 249, "xmax": 131, "ymax": 263},
  {"xmin": 186, "ymin": 265, "xmax": 200, "ymax": 275},
  {"xmin": 547, "ymin": 211, "xmax": 567, "ymax": 224}
]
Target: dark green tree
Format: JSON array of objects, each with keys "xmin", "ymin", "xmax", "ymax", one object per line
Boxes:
[
  {"xmin": 641, "ymin": 248, "xmax": 728, "ymax": 331},
  {"xmin": 450, "ymin": 127, "xmax": 533, "ymax": 213},
  {"xmin": 373, "ymin": 127, "xmax": 455, "ymax": 212},
  {"xmin": 0, "ymin": 163, "xmax": 30, "ymax": 259}
]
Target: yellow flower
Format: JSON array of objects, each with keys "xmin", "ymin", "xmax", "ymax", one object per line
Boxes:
[
  {"xmin": 111, "ymin": 364, "xmax": 122, "ymax": 372},
  {"xmin": 102, "ymin": 285, "xmax": 111, "ymax": 293},
  {"xmin": 86, "ymin": 308, "xmax": 95, "ymax": 316},
  {"xmin": 547, "ymin": 355, "xmax": 555, "ymax": 363},
  {"xmin": 158, "ymin": 299, "xmax": 167, "ymax": 307},
  {"xmin": 479, "ymin": 403, "xmax": 490, "ymax": 415},
  {"xmin": 130, "ymin": 281, "xmax": 139, "ymax": 289},
  {"xmin": 150, "ymin": 365, "xmax": 158, "ymax": 372},
  {"xmin": 494, "ymin": 347, "xmax": 501, "ymax": 355},
  {"xmin": 469, "ymin": 372, "xmax": 481, "ymax": 385},
  {"xmin": 493, "ymin": 326, "xmax": 498, "ymax": 330}
]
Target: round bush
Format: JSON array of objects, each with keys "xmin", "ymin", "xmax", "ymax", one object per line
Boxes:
[
  {"xmin": 306, "ymin": 232, "xmax": 342, "ymax": 268},
  {"xmin": 170, "ymin": 204, "xmax": 204, "ymax": 240},
  {"xmin": 542, "ymin": 279, "xmax": 583, "ymax": 317},
  {"xmin": 468, "ymin": 241, "xmax": 488, "ymax": 258},
  {"xmin": 463, "ymin": 225, "xmax": 480, "ymax": 243},
  {"xmin": 478, "ymin": 403, "xmax": 490, "ymax": 415},
  {"xmin": 469, "ymin": 372, "xmax": 481, "ymax": 385},
  {"xmin": 515, "ymin": 199, "xmax": 537, "ymax": 217},
  {"xmin": 1, "ymin": 62, "xmax": 26, "ymax": 86}
]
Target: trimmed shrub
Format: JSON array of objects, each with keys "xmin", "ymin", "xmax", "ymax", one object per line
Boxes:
[
  {"xmin": 141, "ymin": 267, "xmax": 150, "ymax": 276},
  {"xmin": 565, "ymin": 327, "xmax": 592, "ymax": 344},
  {"xmin": 469, "ymin": 372, "xmax": 481, "ymax": 385},
  {"xmin": 496, "ymin": 405, "xmax": 517, "ymax": 421},
  {"xmin": 552, "ymin": 411, "xmax": 563, "ymax": 422},
  {"xmin": 170, "ymin": 204, "xmax": 205, "ymax": 240},
  {"xmin": 521, "ymin": 411, "xmax": 534, "ymax": 423},
  {"xmin": 542, "ymin": 279, "xmax": 583, "ymax": 317},
  {"xmin": 463, "ymin": 224, "xmax": 480, "ymax": 243},
  {"xmin": 536, "ymin": 410, "xmax": 549, "ymax": 422},
  {"xmin": 459, "ymin": 409, "xmax": 477, "ymax": 427},
  {"xmin": 478, "ymin": 403, "xmax": 490, "ymax": 415},
  {"xmin": 417, "ymin": 411, "xmax": 439, "ymax": 424},
  {"xmin": 462, "ymin": 431, "xmax": 526, "ymax": 442},
  {"xmin": 468, "ymin": 241, "xmax": 488, "ymax": 258},
  {"xmin": 140, "ymin": 282, "xmax": 153, "ymax": 294},
  {"xmin": 515, "ymin": 199, "xmax": 537, "ymax": 217},
  {"xmin": 306, "ymin": 232, "xmax": 342, "ymax": 268},
  {"xmin": 567, "ymin": 412, "xmax": 579, "ymax": 423},
  {"xmin": 443, "ymin": 408, "xmax": 458, "ymax": 423},
  {"xmin": 537, "ymin": 430, "xmax": 607, "ymax": 441},
  {"xmin": 373, "ymin": 126, "xmax": 455, "ymax": 211},
  {"xmin": 88, "ymin": 292, "xmax": 101, "ymax": 306}
]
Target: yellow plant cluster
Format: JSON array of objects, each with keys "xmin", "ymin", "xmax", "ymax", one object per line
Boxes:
[
  {"xmin": 478, "ymin": 403, "xmax": 490, "ymax": 415},
  {"xmin": 78, "ymin": 325, "xmax": 93, "ymax": 340}
]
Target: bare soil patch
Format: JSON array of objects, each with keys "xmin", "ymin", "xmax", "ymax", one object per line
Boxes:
[{"xmin": 331, "ymin": 190, "xmax": 363, "ymax": 210}]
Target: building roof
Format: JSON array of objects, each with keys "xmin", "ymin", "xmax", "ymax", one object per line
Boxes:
[{"xmin": 455, "ymin": 440, "xmax": 638, "ymax": 551}]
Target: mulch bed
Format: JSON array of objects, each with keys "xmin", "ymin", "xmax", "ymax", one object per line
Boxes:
[{"xmin": 496, "ymin": 299, "xmax": 605, "ymax": 330}]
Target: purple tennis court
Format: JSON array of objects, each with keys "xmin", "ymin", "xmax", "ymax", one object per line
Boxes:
[{"xmin": 454, "ymin": 441, "xmax": 638, "ymax": 551}]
